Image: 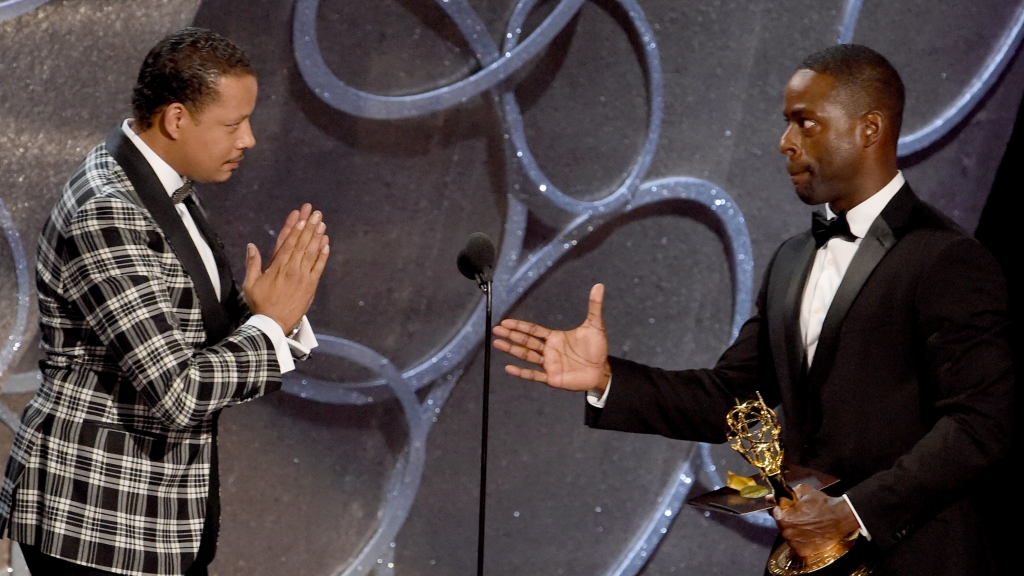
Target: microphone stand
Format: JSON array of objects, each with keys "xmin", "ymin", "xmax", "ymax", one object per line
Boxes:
[{"xmin": 476, "ymin": 274, "xmax": 492, "ymax": 576}]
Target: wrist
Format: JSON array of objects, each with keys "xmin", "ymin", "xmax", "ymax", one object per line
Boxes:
[{"xmin": 593, "ymin": 361, "xmax": 612, "ymax": 393}]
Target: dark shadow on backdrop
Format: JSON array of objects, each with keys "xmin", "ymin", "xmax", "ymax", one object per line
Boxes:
[{"xmin": 974, "ymin": 86, "xmax": 1021, "ymax": 576}]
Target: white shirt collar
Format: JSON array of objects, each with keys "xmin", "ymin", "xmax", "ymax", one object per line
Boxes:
[
  {"xmin": 825, "ymin": 170, "xmax": 905, "ymax": 238},
  {"xmin": 121, "ymin": 119, "xmax": 185, "ymax": 197}
]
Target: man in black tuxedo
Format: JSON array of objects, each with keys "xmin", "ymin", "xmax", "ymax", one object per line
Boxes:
[{"xmin": 492, "ymin": 44, "xmax": 1012, "ymax": 574}]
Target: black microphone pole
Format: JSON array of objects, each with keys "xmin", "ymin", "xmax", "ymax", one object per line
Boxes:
[
  {"xmin": 477, "ymin": 273, "xmax": 491, "ymax": 576},
  {"xmin": 456, "ymin": 232, "xmax": 496, "ymax": 576}
]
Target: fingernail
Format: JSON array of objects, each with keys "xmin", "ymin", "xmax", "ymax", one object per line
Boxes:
[
  {"xmin": 317, "ymin": 222, "xmax": 326, "ymax": 233},
  {"xmin": 322, "ymin": 245, "xmax": 330, "ymax": 254},
  {"xmin": 297, "ymin": 220, "xmax": 306, "ymax": 230},
  {"xmin": 247, "ymin": 243, "xmax": 255, "ymax": 256},
  {"xmin": 311, "ymin": 211, "xmax": 322, "ymax": 223}
]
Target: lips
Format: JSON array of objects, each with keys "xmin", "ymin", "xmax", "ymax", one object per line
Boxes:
[
  {"xmin": 787, "ymin": 161, "xmax": 809, "ymax": 175},
  {"xmin": 787, "ymin": 167, "xmax": 812, "ymax": 189}
]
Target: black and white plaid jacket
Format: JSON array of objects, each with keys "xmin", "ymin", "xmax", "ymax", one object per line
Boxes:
[{"xmin": 0, "ymin": 128, "xmax": 281, "ymax": 575}]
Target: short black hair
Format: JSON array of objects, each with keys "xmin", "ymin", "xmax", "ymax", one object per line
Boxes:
[
  {"xmin": 800, "ymin": 44, "xmax": 905, "ymax": 138},
  {"xmin": 131, "ymin": 27, "xmax": 255, "ymax": 131}
]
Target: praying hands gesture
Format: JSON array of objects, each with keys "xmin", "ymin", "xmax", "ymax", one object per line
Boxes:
[
  {"xmin": 492, "ymin": 283, "xmax": 612, "ymax": 393},
  {"xmin": 243, "ymin": 203, "xmax": 330, "ymax": 334}
]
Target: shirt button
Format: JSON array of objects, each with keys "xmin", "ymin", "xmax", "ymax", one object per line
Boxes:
[
  {"xmin": 826, "ymin": 257, "xmax": 835, "ymax": 267},
  {"xmin": 813, "ymin": 307, "xmax": 822, "ymax": 315}
]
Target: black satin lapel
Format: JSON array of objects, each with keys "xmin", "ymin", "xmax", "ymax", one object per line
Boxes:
[
  {"xmin": 767, "ymin": 232, "xmax": 817, "ymax": 400},
  {"xmin": 805, "ymin": 216, "xmax": 898, "ymax": 396},
  {"xmin": 104, "ymin": 127, "xmax": 232, "ymax": 346},
  {"xmin": 183, "ymin": 197, "xmax": 234, "ymax": 306}
]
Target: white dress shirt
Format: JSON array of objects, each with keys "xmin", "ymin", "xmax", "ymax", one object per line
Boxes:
[
  {"xmin": 121, "ymin": 120, "xmax": 317, "ymax": 372},
  {"xmin": 797, "ymin": 171, "xmax": 904, "ymax": 539},
  {"xmin": 587, "ymin": 172, "xmax": 907, "ymax": 538},
  {"xmin": 800, "ymin": 172, "xmax": 905, "ymax": 364}
]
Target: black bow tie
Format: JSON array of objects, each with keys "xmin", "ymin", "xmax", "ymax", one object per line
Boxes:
[
  {"xmin": 171, "ymin": 179, "xmax": 194, "ymax": 204},
  {"xmin": 811, "ymin": 210, "xmax": 857, "ymax": 248}
]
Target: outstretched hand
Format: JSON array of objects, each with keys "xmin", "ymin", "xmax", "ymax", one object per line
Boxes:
[
  {"xmin": 492, "ymin": 283, "xmax": 611, "ymax": 393},
  {"xmin": 243, "ymin": 204, "xmax": 330, "ymax": 334}
]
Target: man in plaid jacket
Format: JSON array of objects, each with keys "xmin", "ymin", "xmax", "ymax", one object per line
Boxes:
[{"xmin": 0, "ymin": 29, "xmax": 330, "ymax": 575}]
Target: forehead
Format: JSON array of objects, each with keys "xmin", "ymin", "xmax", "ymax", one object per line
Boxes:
[
  {"xmin": 199, "ymin": 74, "xmax": 258, "ymax": 117},
  {"xmin": 783, "ymin": 69, "xmax": 840, "ymax": 113}
]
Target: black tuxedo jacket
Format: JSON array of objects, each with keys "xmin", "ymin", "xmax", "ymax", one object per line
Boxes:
[{"xmin": 587, "ymin": 185, "xmax": 1013, "ymax": 575}]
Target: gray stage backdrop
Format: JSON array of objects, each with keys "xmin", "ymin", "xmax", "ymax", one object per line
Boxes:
[{"xmin": 1, "ymin": 0, "xmax": 1022, "ymax": 574}]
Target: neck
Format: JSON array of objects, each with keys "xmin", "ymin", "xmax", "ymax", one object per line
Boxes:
[{"xmin": 830, "ymin": 162, "xmax": 898, "ymax": 212}]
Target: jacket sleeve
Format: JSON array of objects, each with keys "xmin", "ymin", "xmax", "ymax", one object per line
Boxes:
[
  {"xmin": 62, "ymin": 195, "xmax": 281, "ymax": 430},
  {"xmin": 586, "ymin": 251, "xmax": 782, "ymax": 443},
  {"xmin": 845, "ymin": 238, "xmax": 1013, "ymax": 551}
]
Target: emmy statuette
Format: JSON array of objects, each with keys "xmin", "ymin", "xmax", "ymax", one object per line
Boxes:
[{"xmin": 726, "ymin": 393, "xmax": 871, "ymax": 576}]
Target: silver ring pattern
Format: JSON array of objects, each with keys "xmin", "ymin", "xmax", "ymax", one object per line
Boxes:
[
  {"xmin": 292, "ymin": 1, "xmax": 757, "ymax": 574},
  {"xmin": 0, "ymin": 196, "xmax": 31, "ymax": 431},
  {"xmin": 0, "ymin": 0, "xmax": 49, "ymax": 22},
  {"xmin": 1, "ymin": 0, "xmax": 1021, "ymax": 572},
  {"xmin": 289, "ymin": 1, "xmax": 1024, "ymax": 573}
]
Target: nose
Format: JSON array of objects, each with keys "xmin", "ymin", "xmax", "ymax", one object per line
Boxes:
[
  {"xmin": 238, "ymin": 119, "xmax": 256, "ymax": 150},
  {"xmin": 779, "ymin": 123, "xmax": 797, "ymax": 157}
]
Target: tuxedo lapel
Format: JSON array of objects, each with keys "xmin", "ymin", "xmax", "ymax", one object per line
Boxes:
[
  {"xmin": 183, "ymin": 196, "xmax": 235, "ymax": 307},
  {"xmin": 767, "ymin": 231, "xmax": 817, "ymax": 430},
  {"xmin": 104, "ymin": 127, "xmax": 234, "ymax": 345},
  {"xmin": 804, "ymin": 185, "xmax": 916, "ymax": 429}
]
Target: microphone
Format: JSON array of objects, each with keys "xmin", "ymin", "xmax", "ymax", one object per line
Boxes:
[
  {"xmin": 457, "ymin": 232, "xmax": 495, "ymax": 287},
  {"xmin": 457, "ymin": 232, "xmax": 496, "ymax": 576}
]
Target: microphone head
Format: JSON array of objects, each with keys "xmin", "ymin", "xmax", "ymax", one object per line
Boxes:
[{"xmin": 457, "ymin": 232, "xmax": 496, "ymax": 281}]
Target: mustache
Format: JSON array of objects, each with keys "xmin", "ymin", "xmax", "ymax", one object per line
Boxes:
[{"xmin": 226, "ymin": 153, "xmax": 245, "ymax": 164}]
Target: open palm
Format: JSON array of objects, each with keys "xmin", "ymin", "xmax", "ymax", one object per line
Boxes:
[{"xmin": 492, "ymin": 284, "xmax": 611, "ymax": 392}]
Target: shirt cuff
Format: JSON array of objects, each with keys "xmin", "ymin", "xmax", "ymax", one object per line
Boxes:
[
  {"xmin": 245, "ymin": 314, "xmax": 296, "ymax": 374},
  {"xmin": 286, "ymin": 316, "xmax": 318, "ymax": 359},
  {"xmin": 842, "ymin": 494, "xmax": 872, "ymax": 540},
  {"xmin": 585, "ymin": 376, "xmax": 613, "ymax": 408}
]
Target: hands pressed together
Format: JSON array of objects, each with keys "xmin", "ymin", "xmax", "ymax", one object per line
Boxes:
[{"xmin": 243, "ymin": 203, "xmax": 330, "ymax": 334}]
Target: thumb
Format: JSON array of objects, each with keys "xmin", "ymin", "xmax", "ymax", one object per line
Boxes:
[
  {"xmin": 243, "ymin": 243, "xmax": 262, "ymax": 289},
  {"xmin": 585, "ymin": 283, "xmax": 605, "ymax": 328},
  {"xmin": 793, "ymin": 484, "xmax": 815, "ymax": 499}
]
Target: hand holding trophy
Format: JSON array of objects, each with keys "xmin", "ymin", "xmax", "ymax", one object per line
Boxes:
[{"xmin": 726, "ymin": 393, "xmax": 870, "ymax": 576}]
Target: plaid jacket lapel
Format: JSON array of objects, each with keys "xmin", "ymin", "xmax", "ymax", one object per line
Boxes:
[{"xmin": 104, "ymin": 127, "xmax": 234, "ymax": 345}]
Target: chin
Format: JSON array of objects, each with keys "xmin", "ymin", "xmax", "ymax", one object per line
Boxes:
[
  {"xmin": 794, "ymin": 187, "xmax": 819, "ymax": 206},
  {"xmin": 794, "ymin": 183, "xmax": 833, "ymax": 207},
  {"xmin": 207, "ymin": 171, "xmax": 235, "ymax": 184}
]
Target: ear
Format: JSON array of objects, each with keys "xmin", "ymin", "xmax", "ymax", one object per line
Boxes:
[
  {"xmin": 160, "ymin": 103, "xmax": 189, "ymax": 141},
  {"xmin": 860, "ymin": 111, "xmax": 884, "ymax": 148}
]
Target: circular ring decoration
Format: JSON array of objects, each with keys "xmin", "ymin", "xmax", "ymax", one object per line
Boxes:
[
  {"xmin": 291, "ymin": 1, "xmax": 760, "ymax": 574},
  {"xmin": 287, "ymin": 0, "xmax": 1024, "ymax": 567},
  {"xmin": 838, "ymin": 0, "xmax": 1024, "ymax": 157},
  {"xmin": 0, "ymin": 0, "xmax": 50, "ymax": 22},
  {"xmin": 0, "ymin": 196, "xmax": 32, "ymax": 432}
]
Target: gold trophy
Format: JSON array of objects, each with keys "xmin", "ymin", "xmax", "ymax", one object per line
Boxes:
[{"xmin": 726, "ymin": 393, "xmax": 869, "ymax": 576}]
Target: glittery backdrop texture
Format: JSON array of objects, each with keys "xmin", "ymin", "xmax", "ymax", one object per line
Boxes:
[{"xmin": 1, "ymin": 1, "xmax": 1021, "ymax": 575}]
